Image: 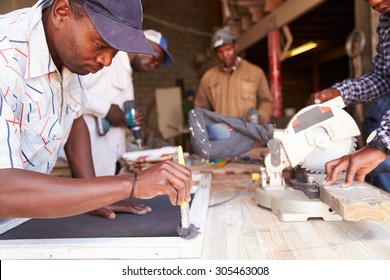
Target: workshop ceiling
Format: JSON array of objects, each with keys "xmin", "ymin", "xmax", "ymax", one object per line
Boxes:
[{"xmin": 244, "ymin": 0, "xmax": 355, "ymax": 70}]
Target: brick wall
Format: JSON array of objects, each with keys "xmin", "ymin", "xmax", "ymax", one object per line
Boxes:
[
  {"xmin": 0, "ymin": 0, "xmax": 35, "ymax": 13},
  {"xmin": 135, "ymin": 0, "xmax": 222, "ymax": 135}
]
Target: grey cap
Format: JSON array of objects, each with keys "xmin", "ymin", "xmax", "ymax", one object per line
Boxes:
[{"xmin": 211, "ymin": 28, "xmax": 236, "ymax": 49}]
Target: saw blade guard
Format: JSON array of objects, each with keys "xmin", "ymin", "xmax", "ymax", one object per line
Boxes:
[{"xmin": 275, "ymin": 97, "xmax": 360, "ymax": 171}]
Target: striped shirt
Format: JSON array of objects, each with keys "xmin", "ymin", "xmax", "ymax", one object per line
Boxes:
[
  {"xmin": 0, "ymin": 0, "xmax": 84, "ymax": 173},
  {"xmin": 333, "ymin": 13, "xmax": 390, "ymax": 149}
]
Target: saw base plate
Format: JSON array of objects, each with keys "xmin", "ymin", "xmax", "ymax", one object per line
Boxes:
[{"xmin": 255, "ymin": 186, "xmax": 342, "ymax": 222}]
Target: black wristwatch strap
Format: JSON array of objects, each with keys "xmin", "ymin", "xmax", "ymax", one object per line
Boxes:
[{"xmin": 367, "ymin": 134, "xmax": 390, "ymax": 155}]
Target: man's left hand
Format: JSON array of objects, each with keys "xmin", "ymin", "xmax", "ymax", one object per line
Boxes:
[{"xmin": 91, "ymin": 200, "xmax": 152, "ymax": 219}]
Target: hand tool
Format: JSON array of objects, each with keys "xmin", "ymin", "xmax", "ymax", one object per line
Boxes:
[
  {"xmin": 124, "ymin": 100, "xmax": 143, "ymax": 149},
  {"xmin": 96, "ymin": 100, "xmax": 143, "ymax": 149},
  {"xmin": 176, "ymin": 145, "xmax": 200, "ymax": 239}
]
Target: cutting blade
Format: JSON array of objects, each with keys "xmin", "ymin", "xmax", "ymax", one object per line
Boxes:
[{"xmin": 299, "ymin": 136, "xmax": 357, "ymax": 174}]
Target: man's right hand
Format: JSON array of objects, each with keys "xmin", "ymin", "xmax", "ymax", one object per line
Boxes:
[
  {"xmin": 322, "ymin": 146, "xmax": 387, "ymax": 187},
  {"xmin": 132, "ymin": 160, "xmax": 192, "ymax": 205},
  {"xmin": 311, "ymin": 88, "xmax": 341, "ymax": 104},
  {"xmin": 132, "ymin": 109, "xmax": 144, "ymax": 126},
  {"xmin": 91, "ymin": 160, "xmax": 191, "ymax": 220}
]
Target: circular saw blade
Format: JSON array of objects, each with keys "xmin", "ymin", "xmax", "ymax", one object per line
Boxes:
[{"xmin": 299, "ymin": 137, "xmax": 357, "ymax": 173}]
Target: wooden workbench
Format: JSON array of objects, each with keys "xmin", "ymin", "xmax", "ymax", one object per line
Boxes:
[
  {"xmin": 1, "ymin": 162, "xmax": 389, "ymax": 260},
  {"xmin": 193, "ymin": 163, "xmax": 390, "ymax": 260},
  {"xmin": 0, "ymin": 173, "xmax": 211, "ymax": 260}
]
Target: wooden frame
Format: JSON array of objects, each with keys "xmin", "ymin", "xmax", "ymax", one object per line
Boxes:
[{"xmin": 0, "ymin": 173, "xmax": 211, "ymax": 260}]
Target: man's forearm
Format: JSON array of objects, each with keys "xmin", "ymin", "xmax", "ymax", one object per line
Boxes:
[
  {"xmin": 0, "ymin": 168, "xmax": 132, "ymax": 218},
  {"xmin": 334, "ymin": 71, "xmax": 390, "ymax": 105}
]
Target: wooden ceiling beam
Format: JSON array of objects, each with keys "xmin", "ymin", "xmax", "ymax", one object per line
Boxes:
[{"xmin": 237, "ymin": 0, "xmax": 328, "ymax": 52}]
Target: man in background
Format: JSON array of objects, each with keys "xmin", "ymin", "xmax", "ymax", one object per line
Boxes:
[
  {"xmin": 82, "ymin": 29, "xmax": 174, "ymax": 218},
  {"xmin": 194, "ymin": 27, "xmax": 273, "ymax": 124}
]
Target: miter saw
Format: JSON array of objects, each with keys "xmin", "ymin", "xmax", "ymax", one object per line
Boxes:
[
  {"xmin": 256, "ymin": 96, "xmax": 360, "ymax": 221},
  {"xmin": 188, "ymin": 97, "xmax": 361, "ymax": 221}
]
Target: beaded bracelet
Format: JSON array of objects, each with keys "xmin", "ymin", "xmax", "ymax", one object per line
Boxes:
[{"xmin": 129, "ymin": 170, "xmax": 137, "ymax": 199}]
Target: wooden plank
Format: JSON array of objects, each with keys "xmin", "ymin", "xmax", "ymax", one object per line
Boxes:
[
  {"xmin": 0, "ymin": 173, "xmax": 211, "ymax": 260},
  {"xmin": 320, "ymin": 182, "xmax": 390, "ymax": 221},
  {"xmin": 190, "ymin": 163, "xmax": 260, "ymax": 175}
]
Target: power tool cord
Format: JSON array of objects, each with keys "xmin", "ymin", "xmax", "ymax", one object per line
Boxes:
[{"xmin": 208, "ymin": 180, "xmax": 257, "ymax": 208}]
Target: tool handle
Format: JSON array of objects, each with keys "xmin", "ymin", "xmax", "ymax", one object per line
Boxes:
[
  {"xmin": 124, "ymin": 100, "xmax": 137, "ymax": 113},
  {"xmin": 124, "ymin": 100, "xmax": 142, "ymax": 147},
  {"xmin": 178, "ymin": 145, "xmax": 190, "ymax": 227},
  {"xmin": 124, "ymin": 100, "xmax": 138, "ymax": 127},
  {"xmin": 97, "ymin": 118, "xmax": 110, "ymax": 136},
  {"xmin": 177, "ymin": 145, "xmax": 185, "ymax": 165},
  {"xmin": 125, "ymin": 111, "xmax": 137, "ymax": 127},
  {"xmin": 180, "ymin": 201, "xmax": 190, "ymax": 228}
]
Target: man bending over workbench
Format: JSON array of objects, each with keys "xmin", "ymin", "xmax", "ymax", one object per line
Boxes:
[{"xmin": 0, "ymin": 0, "xmax": 191, "ymax": 218}]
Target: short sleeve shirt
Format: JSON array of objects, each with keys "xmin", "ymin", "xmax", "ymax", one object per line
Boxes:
[{"xmin": 0, "ymin": 0, "xmax": 84, "ymax": 173}]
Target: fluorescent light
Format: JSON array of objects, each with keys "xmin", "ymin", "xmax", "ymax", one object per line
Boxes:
[{"xmin": 284, "ymin": 41, "xmax": 318, "ymax": 58}]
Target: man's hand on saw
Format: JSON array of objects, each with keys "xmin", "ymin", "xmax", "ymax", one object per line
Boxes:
[
  {"xmin": 311, "ymin": 88, "xmax": 341, "ymax": 104},
  {"xmin": 322, "ymin": 147, "xmax": 387, "ymax": 187}
]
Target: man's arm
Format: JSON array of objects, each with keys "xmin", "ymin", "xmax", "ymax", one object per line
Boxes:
[
  {"xmin": 0, "ymin": 159, "xmax": 191, "ymax": 218},
  {"xmin": 0, "ymin": 118, "xmax": 192, "ymax": 219},
  {"xmin": 313, "ymin": 14, "xmax": 390, "ymax": 106},
  {"xmin": 333, "ymin": 13, "xmax": 390, "ymax": 105},
  {"xmin": 64, "ymin": 116, "xmax": 95, "ymax": 178},
  {"xmin": 0, "ymin": 168, "xmax": 132, "ymax": 218},
  {"xmin": 65, "ymin": 116, "xmax": 148, "ymax": 219}
]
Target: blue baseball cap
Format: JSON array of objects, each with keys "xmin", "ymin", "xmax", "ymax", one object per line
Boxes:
[
  {"xmin": 143, "ymin": 29, "xmax": 173, "ymax": 67},
  {"xmin": 79, "ymin": 0, "xmax": 155, "ymax": 56}
]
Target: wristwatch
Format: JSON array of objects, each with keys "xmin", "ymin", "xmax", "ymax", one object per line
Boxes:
[{"xmin": 366, "ymin": 131, "xmax": 390, "ymax": 155}]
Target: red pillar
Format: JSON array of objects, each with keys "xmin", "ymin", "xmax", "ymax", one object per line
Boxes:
[{"xmin": 268, "ymin": 30, "xmax": 282, "ymax": 118}]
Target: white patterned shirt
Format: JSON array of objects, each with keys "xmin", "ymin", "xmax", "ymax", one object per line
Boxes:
[{"xmin": 0, "ymin": 0, "xmax": 84, "ymax": 173}]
